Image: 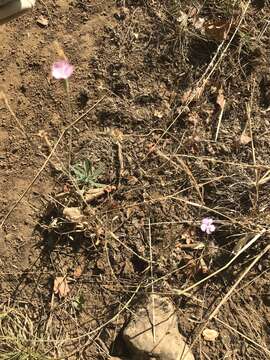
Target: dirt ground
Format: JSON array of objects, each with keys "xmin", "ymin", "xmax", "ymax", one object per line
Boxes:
[{"xmin": 0, "ymin": 0, "xmax": 270, "ymax": 359}]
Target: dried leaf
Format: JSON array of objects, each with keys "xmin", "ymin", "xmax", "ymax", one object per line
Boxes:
[
  {"xmin": 202, "ymin": 328, "xmax": 219, "ymax": 342},
  {"xmin": 37, "ymin": 16, "xmax": 49, "ymax": 27},
  {"xmin": 107, "ymin": 128, "xmax": 124, "ymax": 142},
  {"xmin": 154, "ymin": 110, "xmax": 163, "ymax": 118},
  {"xmin": 181, "ymin": 83, "xmax": 205, "ymax": 104},
  {"xmin": 216, "ymin": 87, "xmax": 225, "ymax": 109},
  {"xmin": 181, "ymin": 228, "xmax": 196, "ymax": 244},
  {"xmin": 199, "ymin": 258, "xmax": 208, "ymax": 274},
  {"xmin": 53, "ymin": 277, "xmax": 70, "ymax": 298},
  {"xmin": 204, "ymin": 19, "xmax": 233, "ymax": 41},
  {"xmin": 84, "ymin": 185, "xmax": 115, "ymax": 203},
  {"xmin": 122, "ymin": 259, "xmax": 134, "ymax": 275},
  {"xmin": 193, "ymin": 17, "xmax": 205, "ymax": 30},
  {"xmin": 63, "ymin": 183, "xmax": 70, "ymax": 193},
  {"xmin": 176, "ymin": 11, "xmax": 188, "ymax": 26},
  {"xmin": 188, "ymin": 111, "xmax": 200, "ymax": 125},
  {"xmin": 84, "ymin": 188, "xmax": 106, "ymax": 203},
  {"xmin": 63, "ymin": 207, "xmax": 83, "ymax": 223},
  {"xmin": 73, "ymin": 266, "xmax": 83, "ymax": 279},
  {"xmin": 240, "ymin": 132, "xmax": 252, "ymax": 145}
]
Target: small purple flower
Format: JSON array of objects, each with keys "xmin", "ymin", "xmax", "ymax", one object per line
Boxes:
[
  {"xmin": 52, "ymin": 60, "xmax": 74, "ymax": 80},
  {"xmin": 201, "ymin": 218, "xmax": 215, "ymax": 234}
]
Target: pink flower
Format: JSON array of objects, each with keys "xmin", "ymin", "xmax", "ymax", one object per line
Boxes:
[
  {"xmin": 52, "ymin": 60, "xmax": 74, "ymax": 80},
  {"xmin": 201, "ymin": 218, "xmax": 215, "ymax": 234}
]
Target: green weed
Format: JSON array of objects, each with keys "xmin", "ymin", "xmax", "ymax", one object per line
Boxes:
[{"xmin": 71, "ymin": 159, "xmax": 105, "ymax": 188}]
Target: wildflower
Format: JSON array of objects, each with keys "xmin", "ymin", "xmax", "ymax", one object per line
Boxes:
[
  {"xmin": 201, "ymin": 217, "xmax": 215, "ymax": 234},
  {"xmin": 51, "ymin": 60, "xmax": 74, "ymax": 80}
]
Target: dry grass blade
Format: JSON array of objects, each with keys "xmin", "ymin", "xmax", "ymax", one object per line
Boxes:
[
  {"xmin": 148, "ymin": 218, "xmax": 156, "ymax": 343},
  {"xmin": 215, "ymin": 87, "xmax": 226, "ymax": 141}
]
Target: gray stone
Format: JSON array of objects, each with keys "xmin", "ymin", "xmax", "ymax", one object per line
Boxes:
[{"xmin": 123, "ymin": 295, "xmax": 194, "ymax": 360}]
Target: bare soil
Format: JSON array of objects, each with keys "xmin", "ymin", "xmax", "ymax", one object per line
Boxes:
[{"xmin": 0, "ymin": 0, "xmax": 270, "ymax": 359}]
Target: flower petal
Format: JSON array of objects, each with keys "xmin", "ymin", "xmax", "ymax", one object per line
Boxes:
[
  {"xmin": 52, "ymin": 60, "xmax": 74, "ymax": 80},
  {"xmin": 202, "ymin": 217, "xmax": 210, "ymax": 225},
  {"xmin": 206, "ymin": 224, "xmax": 215, "ymax": 234},
  {"xmin": 201, "ymin": 223, "xmax": 207, "ymax": 232}
]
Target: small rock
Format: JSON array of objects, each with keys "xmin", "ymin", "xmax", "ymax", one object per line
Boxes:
[{"xmin": 123, "ymin": 295, "xmax": 194, "ymax": 360}]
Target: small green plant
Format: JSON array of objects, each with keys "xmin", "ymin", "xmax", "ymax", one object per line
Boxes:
[
  {"xmin": 71, "ymin": 159, "xmax": 105, "ymax": 188},
  {"xmin": 72, "ymin": 293, "xmax": 85, "ymax": 312}
]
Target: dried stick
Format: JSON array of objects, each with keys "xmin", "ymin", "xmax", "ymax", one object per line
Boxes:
[{"xmin": 148, "ymin": 218, "xmax": 156, "ymax": 343}]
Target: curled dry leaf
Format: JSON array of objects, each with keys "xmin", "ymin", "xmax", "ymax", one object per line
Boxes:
[
  {"xmin": 216, "ymin": 87, "xmax": 225, "ymax": 110},
  {"xmin": 107, "ymin": 128, "xmax": 124, "ymax": 142},
  {"xmin": 36, "ymin": 16, "xmax": 49, "ymax": 27},
  {"xmin": 240, "ymin": 132, "xmax": 252, "ymax": 145},
  {"xmin": 84, "ymin": 186, "xmax": 116, "ymax": 203},
  {"xmin": 73, "ymin": 265, "xmax": 83, "ymax": 279},
  {"xmin": 53, "ymin": 277, "xmax": 70, "ymax": 298},
  {"xmin": 204, "ymin": 19, "xmax": 233, "ymax": 41},
  {"xmin": 84, "ymin": 188, "xmax": 106, "ymax": 203},
  {"xmin": 199, "ymin": 258, "xmax": 208, "ymax": 274},
  {"xmin": 181, "ymin": 84, "xmax": 205, "ymax": 104},
  {"xmin": 193, "ymin": 17, "xmax": 205, "ymax": 30},
  {"xmin": 63, "ymin": 207, "xmax": 83, "ymax": 223},
  {"xmin": 202, "ymin": 328, "xmax": 219, "ymax": 342}
]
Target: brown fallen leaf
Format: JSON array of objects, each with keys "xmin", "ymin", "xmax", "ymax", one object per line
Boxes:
[
  {"xmin": 193, "ymin": 16, "xmax": 205, "ymax": 30},
  {"xmin": 37, "ymin": 16, "xmax": 49, "ymax": 27},
  {"xmin": 73, "ymin": 266, "xmax": 83, "ymax": 279},
  {"xmin": 204, "ymin": 19, "xmax": 233, "ymax": 41},
  {"xmin": 84, "ymin": 188, "xmax": 106, "ymax": 203},
  {"xmin": 202, "ymin": 328, "xmax": 219, "ymax": 342},
  {"xmin": 215, "ymin": 87, "xmax": 226, "ymax": 141},
  {"xmin": 53, "ymin": 277, "xmax": 70, "ymax": 298},
  {"xmin": 181, "ymin": 85, "xmax": 205, "ymax": 104},
  {"xmin": 216, "ymin": 87, "xmax": 225, "ymax": 109},
  {"xmin": 199, "ymin": 258, "xmax": 208, "ymax": 274},
  {"xmin": 180, "ymin": 227, "xmax": 196, "ymax": 245},
  {"xmin": 240, "ymin": 132, "xmax": 252, "ymax": 145},
  {"xmin": 107, "ymin": 128, "xmax": 124, "ymax": 142},
  {"xmin": 84, "ymin": 186, "xmax": 116, "ymax": 203}
]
